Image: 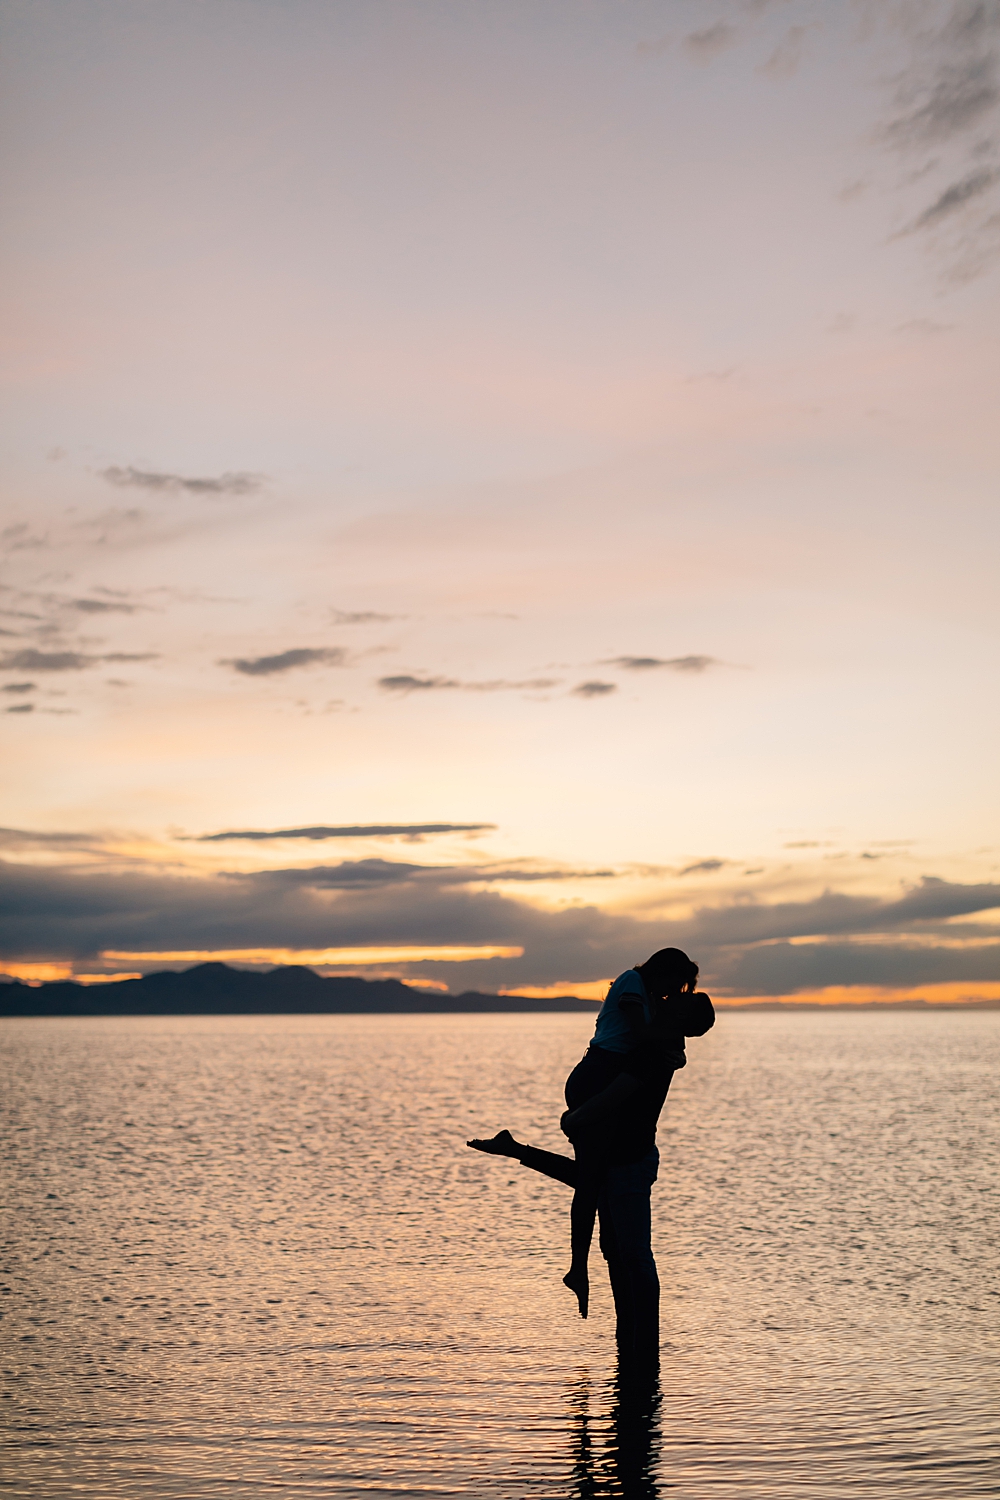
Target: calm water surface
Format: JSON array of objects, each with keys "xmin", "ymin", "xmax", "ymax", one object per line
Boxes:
[{"xmin": 2, "ymin": 1011, "xmax": 998, "ymax": 1498}]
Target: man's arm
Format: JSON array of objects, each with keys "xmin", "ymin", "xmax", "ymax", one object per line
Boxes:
[{"xmin": 560, "ymin": 1071, "xmax": 640, "ymax": 1136}]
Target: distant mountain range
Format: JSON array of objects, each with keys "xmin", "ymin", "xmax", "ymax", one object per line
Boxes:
[
  {"xmin": 1, "ymin": 962, "xmax": 996, "ymax": 1016},
  {"xmin": 0, "ymin": 962, "xmax": 597, "ymax": 1017}
]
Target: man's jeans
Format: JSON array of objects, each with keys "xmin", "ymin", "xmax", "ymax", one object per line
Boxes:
[
  {"xmin": 518, "ymin": 1142, "xmax": 660, "ymax": 1357},
  {"xmin": 597, "ymin": 1148, "xmax": 659, "ymax": 1358}
]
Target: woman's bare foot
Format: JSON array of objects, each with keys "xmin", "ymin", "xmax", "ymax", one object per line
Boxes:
[
  {"xmin": 466, "ymin": 1129, "xmax": 524, "ymax": 1159},
  {"xmin": 563, "ymin": 1265, "xmax": 589, "ymax": 1319}
]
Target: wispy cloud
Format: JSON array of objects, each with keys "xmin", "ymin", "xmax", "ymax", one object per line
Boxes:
[
  {"xmin": 884, "ymin": 24, "xmax": 999, "ymax": 150},
  {"xmin": 679, "ymin": 859, "xmax": 728, "ymax": 876},
  {"xmin": 331, "ymin": 610, "xmax": 398, "ymax": 624},
  {"xmin": 0, "ymin": 649, "xmax": 158, "ymax": 672},
  {"xmin": 876, "ymin": 1, "xmax": 1000, "ymax": 278},
  {"xmin": 758, "ymin": 24, "xmax": 810, "ymax": 80},
  {"xmin": 1, "ymin": 523, "xmax": 48, "ymax": 553},
  {"xmin": 571, "ymin": 681, "xmax": 617, "ymax": 698},
  {"xmin": 2, "ymin": 682, "xmax": 35, "ymax": 694},
  {"xmin": 68, "ymin": 597, "xmax": 143, "ymax": 615},
  {"xmin": 101, "ymin": 467, "xmax": 264, "ymax": 496},
  {"xmin": 0, "ymin": 826, "xmax": 112, "ymax": 852},
  {"xmin": 194, "ymin": 823, "xmax": 497, "ymax": 842},
  {"xmin": 683, "ymin": 23, "xmax": 737, "ymax": 64},
  {"xmin": 604, "ymin": 655, "xmax": 721, "ymax": 673},
  {"xmin": 221, "ymin": 648, "xmax": 347, "ymax": 677},
  {"xmin": 378, "ymin": 674, "xmax": 559, "ymax": 694},
  {"xmin": 901, "ymin": 164, "xmax": 998, "ymax": 232},
  {"xmin": 239, "ymin": 858, "xmax": 613, "ymax": 888},
  {"xmin": 894, "ymin": 317, "xmax": 953, "ymax": 334}
]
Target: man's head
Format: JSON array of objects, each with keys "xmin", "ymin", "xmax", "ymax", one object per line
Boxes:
[{"xmin": 678, "ymin": 991, "xmax": 715, "ymax": 1037}]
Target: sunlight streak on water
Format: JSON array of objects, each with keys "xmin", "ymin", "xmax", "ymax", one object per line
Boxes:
[{"xmin": 2, "ymin": 1012, "xmax": 998, "ymax": 1497}]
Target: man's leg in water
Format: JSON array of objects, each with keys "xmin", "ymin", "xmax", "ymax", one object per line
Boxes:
[{"xmin": 598, "ymin": 1149, "xmax": 660, "ymax": 1362}]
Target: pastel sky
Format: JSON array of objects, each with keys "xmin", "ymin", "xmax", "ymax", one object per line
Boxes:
[{"xmin": 2, "ymin": 0, "xmax": 999, "ymax": 1000}]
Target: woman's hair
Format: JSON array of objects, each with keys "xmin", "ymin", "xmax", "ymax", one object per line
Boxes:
[
  {"xmin": 638, "ymin": 947, "xmax": 714, "ymax": 1036},
  {"xmin": 638, "ymin": 947, "xmax": 699, "ymax": 998}
]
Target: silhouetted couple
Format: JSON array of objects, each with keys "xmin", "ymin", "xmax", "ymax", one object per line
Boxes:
[{"xmin": 469, "ymin": 948, "xmax": 714, "ymax": 1364}]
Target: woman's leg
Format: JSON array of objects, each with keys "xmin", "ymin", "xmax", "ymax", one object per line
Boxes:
[
  {"xmin": 563, "ymin": 1143, "xmax": 610, "ymax": 1319},
  {"xmin": 467, "ymin": 1131, "xmax": 578, "ymax": 1187}
]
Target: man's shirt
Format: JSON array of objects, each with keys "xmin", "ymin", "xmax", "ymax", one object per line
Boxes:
[{"xmin": 578, "ymin": 1036, "xmax": 685, "ymax": 1164}]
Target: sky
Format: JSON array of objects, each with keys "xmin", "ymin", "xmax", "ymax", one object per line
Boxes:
[{"xmin": 2, "ymin": 0, "xmax": 998, "ymax": 1001}]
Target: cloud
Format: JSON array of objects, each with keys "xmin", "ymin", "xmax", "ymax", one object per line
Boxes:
[
  {"xmin": 2, "ymin": 858, "xmax": 997, "ymax": 997},
  {"xmin": 758, "ymin": 24, "xmax": 809, "ymax": 80},
  {"xmin": 0, "ymin": 587, "xmax": 150, "ymax": 646},
  {"xmin": 885, "ymin": 45, "xmax": 999, "ymax": 151},
  {"xmin": 605, "ymin": 655, "xmax": 720, "ymax": 673},
  {"xmin": 1, "ymin": 523, "xmax": 48, "ymax": 552},
  {"xmin": 0, "ymin": 649, "xmax": 157, "ymax": 672},
  {"xmin": 194, "ymin": 823, "xmax": 497, "ymax": 842},
  {"xmin": 571, "ymin": 681, "xmax": 617, "ymax": 698},
  {"xmin": 894, "ymin": 317, "xmax": 953, "ymax": 333},
  {"xmin": 378, "ymin": 674, "xmax": 559, "ymax": 694},
  {"xmin": 2, "ymin": 682, "xmax": 35, "ymax": 694},
  {"xmin": 876, "ymin": 2, "xmax": 1000, "ymax": 278},
  {"xmin": 330, "ymin": 610, "xmax": 397, "ymax": 624},
  {"xmin": 68, "ymin": 598, "xmax": 142, "ymax": 615},
  {"xmin": 902, "ymin": 165, "xmax": 999, "ymax": 231},
  {"xmin": 679, "ymin": 859, "xmax": 728, "ymax": 876},
  {"xmin": 378, "ymin": 674, "xmax": 459, "ymax": 692},
  {"xmin": 101, "ymin": 467, "xmax": 264, "ymax": 496},
  {"xmin": 221, "ymin": 648, "xmax": 348, "ymax": 676},
  {"xmin": 682, "ymin": 23, "xmax": 737, "ymax": 64},
  {"xmin": 5, "ymin": 704, "xmax": 33, "ymax": 714},
  {"xmin": 0, "ymin": 827, "xmax": 111, "ymax": 852},
  {"xmin": 236, "ymin": 858, "xmax": 614, "ymax": 889}
]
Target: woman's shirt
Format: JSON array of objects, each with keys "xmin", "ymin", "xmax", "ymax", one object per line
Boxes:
[{"xmin": 591, "ymin": 968, "xmax": 650, "ymax": 1052}]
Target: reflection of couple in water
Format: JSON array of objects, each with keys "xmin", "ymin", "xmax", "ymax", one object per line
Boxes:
[{"xmin": 469, "ymin": 948, "xmax": 714, "ymax": 1364}]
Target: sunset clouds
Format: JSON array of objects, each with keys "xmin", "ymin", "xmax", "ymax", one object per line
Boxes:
[{"xmin": 2, "ymin": 1, "xmax": 998, "ymax": 997}]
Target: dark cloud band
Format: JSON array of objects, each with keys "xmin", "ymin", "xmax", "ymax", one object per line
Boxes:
[
  {"xmin": 101, "ymin": 467, "xmax": 263, "ymax": 496},
  {"xmin": 0, "ymin": 649, "xmax": 157, "ymax": 672},
  {"xmin": 605, "ymin": 655, "xmax": 720, "ymax": 672},
  {"xmin": 2, "ymin": 856, "xmax": 997, "ymax": 998},
  {"xmin": 221, "ymin": 648, "xmax": 347, "ymax": 676},
  {"xmin": 378, "ymin": 675, "xmax": 558, "ymax": 693},
  {"xmin": 194, "ymin": 823, "xmax": 497, "ymax": 842}
]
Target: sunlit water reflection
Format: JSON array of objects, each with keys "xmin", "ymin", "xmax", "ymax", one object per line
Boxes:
[{"xmin": 2, "ymin": 1011, "xmax": 997, "ymax": 1497}]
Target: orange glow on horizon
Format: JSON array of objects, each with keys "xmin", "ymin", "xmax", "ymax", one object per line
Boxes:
[
  {"xmin": 501, "ymin": 980, "xmax": 608, "ymax": 1002},
  {"xmin": 101, "ymin": 945, "xmax": 524, "ymax": 966},
  {"xmin": 3, "ymin": 962, "xmax": 75, "ymax": 984},
  {"xmin": 718, "ymin": 982, "xmax": 1000, "ymax": 1007}
]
